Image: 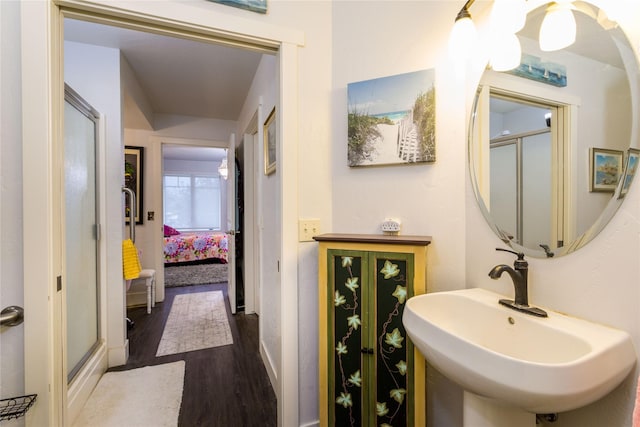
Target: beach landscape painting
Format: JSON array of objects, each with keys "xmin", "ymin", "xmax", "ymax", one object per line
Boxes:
[{"xmin": 347, "ymin": 69, "xmax": 436, "ymax": 167}]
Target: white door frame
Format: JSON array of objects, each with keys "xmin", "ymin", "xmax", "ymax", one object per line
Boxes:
[
  {"xmin": 226, "ymin": 135, "xmax": 237, "ymax": 313},
  {"xmin": 242, "ymin": 109, "xmax": 261, "ymax": 315},
  {"xmin": 22, "ymin": 1, "xmax": 302, "ymax": 425}
]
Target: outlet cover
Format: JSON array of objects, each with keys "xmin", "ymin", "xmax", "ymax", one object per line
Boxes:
[{"xmin": 299, "ymin": 219, "xmax": 320, "ymax": 242}]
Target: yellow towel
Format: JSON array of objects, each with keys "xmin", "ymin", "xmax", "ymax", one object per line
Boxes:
[{"xmin": 122, "ymin": 239, "xmax": 142, "ymax": 280}]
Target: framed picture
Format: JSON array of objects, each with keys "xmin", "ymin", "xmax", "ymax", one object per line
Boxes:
[
  {"xmin": 124, "ymin": 146, "xmax": 144, "ymax": 224},
  {"xmin": 347, "ymin": 69, "xmax": 436, "ymax": 167},
  {"xmin": 619, "ymin": 148, "xmax": 640, "ymax": 199},
  {"xmin": 589, "ymin": 147, "xmax": 623, "ymax": 193},
  {"xmin": 264, "ymin": 107, "xmax": 276, "ymax": 175}
]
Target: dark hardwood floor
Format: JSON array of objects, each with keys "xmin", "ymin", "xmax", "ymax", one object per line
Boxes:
[{"xmin": 116, "ymin": 282, "xmax": 277, "ymax": 427}]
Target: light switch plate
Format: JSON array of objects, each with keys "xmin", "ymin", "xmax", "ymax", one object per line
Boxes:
[{"xmin": 299, "ymin": 219, "xmax": 320, "ymax": 242}]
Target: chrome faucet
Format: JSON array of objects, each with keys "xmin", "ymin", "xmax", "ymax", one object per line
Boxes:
[{"xmin": 488, "ymin": 248, "xmax": 547, "ymax": 317}]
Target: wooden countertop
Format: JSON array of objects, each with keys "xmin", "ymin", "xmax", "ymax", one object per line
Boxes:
[{"xmin": 313, "ymin": 233, "xmax": 432, "ymax": 246}]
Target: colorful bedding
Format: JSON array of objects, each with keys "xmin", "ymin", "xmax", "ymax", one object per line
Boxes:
[{"xmin": 163, "ymin": 232, "xmax": 228, "ymax": 264}]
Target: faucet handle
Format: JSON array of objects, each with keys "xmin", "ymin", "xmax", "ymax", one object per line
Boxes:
[{"xmin": 495, "ymin": 247, "xmax": 525, "ymax": 260}]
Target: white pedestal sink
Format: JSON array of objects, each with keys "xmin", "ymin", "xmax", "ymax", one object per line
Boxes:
[{"xmin": 402, "ymin": 288, "xmax": 636, "ymax": 426}]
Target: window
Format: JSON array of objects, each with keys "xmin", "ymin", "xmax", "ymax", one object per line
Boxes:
[{"xmin": 163, "ymin": 173, "xmax": 221, "ymax": 230}]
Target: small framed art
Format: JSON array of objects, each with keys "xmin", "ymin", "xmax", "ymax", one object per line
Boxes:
[
  {"xmin": 589, "ymin": 147, "xmax": 623, "ymax": 193},
  {"xmin": 264, "ymin": 107, "xmax": 276, "ymax": 175},
  {"xmin": 124, "ymin": 146, "xmax": 144, "ymax": 224}
]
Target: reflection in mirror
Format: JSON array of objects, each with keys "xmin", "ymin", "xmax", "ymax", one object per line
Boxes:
[
  {"xmin": 469, "ymin": 1, "xmax": 640, "ymax": 258},
  {"xmin": 489, "ymin": 95, "xmax": 552, "ymax": 250}
]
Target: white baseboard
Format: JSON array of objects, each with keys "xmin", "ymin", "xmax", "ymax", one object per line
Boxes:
[
  {"xmin": 67, "ymin": 343, "xmax": 107, "ymax": 426},
  {"xmin": 108, "ymin": 340, "xmax": 128, "ymax": 367},
  {"xmin": 299, "ymin": 421, "xmax": 320, "ymax": 427},
  {"xmin": 260, "ymin": 340, "xmax": 277, "ymax": 393}
]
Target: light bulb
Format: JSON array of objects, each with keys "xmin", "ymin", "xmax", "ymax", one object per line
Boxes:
[
  {"xmin": 490, "ymin": 0, "xmax": 527, "ymax": 34},
  {"xmin": 539, "ymin": 2, "xmax": 576, "ymax": 52},
  {"xmin": 449, "ymin": 14, "xmax": 478, "ymax": 61},
  {"xmin": 490, "ymin": 33, "xmax": 522, "ymax": 72}
]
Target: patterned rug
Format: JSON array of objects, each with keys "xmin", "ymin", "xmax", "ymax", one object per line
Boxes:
[
  {"xmin": 73, "ymin": 361, "xmax": 184, "ymax": 427},
  {"xmin": 164, "ymin": 262, "xmax": 228, "ymax": 287},
  {"xmin": 156, "ymin": 291, "xmax": 233, "ymax": 357}
]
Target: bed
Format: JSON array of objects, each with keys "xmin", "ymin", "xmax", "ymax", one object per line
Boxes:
[{"xmin": 163, "ymin": 229, "xmax": 229, "ymax": 264}]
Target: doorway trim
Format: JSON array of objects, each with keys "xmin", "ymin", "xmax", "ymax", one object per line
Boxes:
[
  {"xmin": 241, "ymin": 108, "xmax": 261, "ymax": 316},
  {"xmin": 23, "ymin": 1, "xmax": 302, "ymax": 425}
]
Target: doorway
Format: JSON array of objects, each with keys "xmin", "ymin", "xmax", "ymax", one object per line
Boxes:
[
  {"xmin": 54, "ymin": 6, "xmax": 298, "ymax": 426},
  {"xmin": 22, "ymin": 2, "xmax": 302, "ymax": 424},
  {"xmin": 160, "ymin": 143, "xmax": 245, "ymax": 311}
]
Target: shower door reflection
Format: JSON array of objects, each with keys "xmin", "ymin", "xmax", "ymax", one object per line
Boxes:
[{"xmin": 490, "ymin": 130, "xmax": 552, "ymax": 248}]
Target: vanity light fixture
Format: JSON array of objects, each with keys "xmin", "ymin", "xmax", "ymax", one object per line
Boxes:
[
  {"xmin": 218, "ymin": 157, "xmax": 228, "ymax": 180},
  {"xmin": 450, "ymin": 0, "xmax": 578, "ymax": 70},
  {"xmin": 539, "ymin": 1, "xmax": 577, "ymax": 52}
]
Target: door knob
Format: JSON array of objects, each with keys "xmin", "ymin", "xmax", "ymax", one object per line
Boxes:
[{"xmin": 1, "ymin": 306, "xmax": 24, "ymax": 327}]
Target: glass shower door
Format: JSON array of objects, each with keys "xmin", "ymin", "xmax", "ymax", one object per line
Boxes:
[{"xmin": 64, "ymin": 87, "xmax": 100, "ymax": 382}]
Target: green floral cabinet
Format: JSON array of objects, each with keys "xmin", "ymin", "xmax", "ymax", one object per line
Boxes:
[{"xmin": 315, "ymin": 234, "xmax": 431, "ymax": 427}]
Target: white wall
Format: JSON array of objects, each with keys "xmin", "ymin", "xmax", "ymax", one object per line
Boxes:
[
  {"xmin": 121, "ymin": 55, "xmax": 153, "ymax": 130},
  {"xmin": 64, "ymin": 41, "xmax": 127, "ymax": 366},
  {"xmin": 1, "ymin": 2, "xmax": 25, "ymax": 426}
]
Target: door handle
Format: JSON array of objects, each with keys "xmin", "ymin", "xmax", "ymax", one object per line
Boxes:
[{"xmin": 1, "ymin": 306, "xmax": 24, "ymax": 327}]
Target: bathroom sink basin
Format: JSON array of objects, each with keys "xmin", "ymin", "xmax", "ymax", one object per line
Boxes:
[{"xmin": 403, "ymin": 288, "xmax": 635, "ymax": 413}]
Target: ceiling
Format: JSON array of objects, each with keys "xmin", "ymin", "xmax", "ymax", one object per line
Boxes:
[{"xmin": 64, "ymin": 18, "xmax": 265, "ymax": 123}]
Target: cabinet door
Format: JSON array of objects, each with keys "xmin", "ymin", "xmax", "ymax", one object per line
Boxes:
[
  {"xmin": 326, "ymin": 249, "xmax": 415, "ymax": 427},
  {"xmin": 327, "ymin": 250, "xmax": 367, "ymax": 426},
  {"xmin": 371, "ymin": 252, "xmax": 415, "ymax": 427}
]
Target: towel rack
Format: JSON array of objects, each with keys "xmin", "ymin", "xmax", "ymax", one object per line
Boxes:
[
  {"xmin": 0, "ymin": 394, "xmax": 37, "ymax": 421},
  {"xmin": 122, "ymin": 186, "xmax": 136, "ymax": 243}
]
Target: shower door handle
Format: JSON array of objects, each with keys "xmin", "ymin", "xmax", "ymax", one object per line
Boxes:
[{"xmin": 1, "ymin": 306, "xmax": 24, "ymax": 327}]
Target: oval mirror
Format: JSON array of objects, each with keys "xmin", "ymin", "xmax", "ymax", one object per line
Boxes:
[{"xmin": 469, "ymin": 1, "xmax": 640, "ymax": 258}]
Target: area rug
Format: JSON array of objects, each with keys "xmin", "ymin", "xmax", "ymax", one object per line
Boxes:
[
  {"xmin": 156, "ymin": 291, "xmax": 233, "ymax": 357},
  {"xmin": 164, "ymin": 262, "xmax": 228, "ymax": 287},
  {"xmin": 72, "ymin": 361, "xmax": 184, "ymax": 427}
]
